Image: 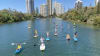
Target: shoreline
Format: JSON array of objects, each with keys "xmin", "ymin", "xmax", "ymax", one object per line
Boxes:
[
  {"xmin": 0, "ymin": 19, "xmax": 35, "ymax": 25},
  {"xmin": 0, "ymin": 17, "xmax": 100, "ymax": 29},
  {"xmin": 64, "ymin": 19, "xmax": 100, "ymax": 28}
]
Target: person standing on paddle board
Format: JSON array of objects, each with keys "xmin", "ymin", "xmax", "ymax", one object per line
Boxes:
[
  {"xmin": 47, "ymin": 32, "xmax": 49, "ymax": 37},
  {"xmin": 40, "ymin": 37, "xmax": 45, "ymax": 43}
]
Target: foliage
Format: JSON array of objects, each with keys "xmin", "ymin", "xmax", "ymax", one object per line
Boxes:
[
  {"xmin": 93, "ymin": 14, "xmax": 100, "ymax": 26},
  {"xmin": 59, "ymin": 6, "xmax": 100, "ymax": 26},
  {"xmin": 0, "ymin": 9, "xmax": 35, "ymax": 24}
]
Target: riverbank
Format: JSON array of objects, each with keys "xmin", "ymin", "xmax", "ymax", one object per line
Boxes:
[
  {"xmin": 0, "ymin": 9, "xmax": 36, "ymax": 24},
  {"xmin": 62, "ymin": 18, "xmax": 100, "ymax": 28},
  {"xmin": 59, "ymin": 6, "xmax": 100, "ymax": 27}
]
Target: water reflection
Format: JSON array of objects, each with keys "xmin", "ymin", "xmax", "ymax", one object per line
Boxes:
[
  {"xmin": 0, "ymin": 18, "xmax": 100, "ymax": 56},
  {"xmin": 40, "ymin": 52, "xmax": 46, "ymax": 56}
]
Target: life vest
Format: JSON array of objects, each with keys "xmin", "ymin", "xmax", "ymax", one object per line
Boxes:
[{"xmin": 17, "ymin": 45, "xmax": 21, "ymax": 49}]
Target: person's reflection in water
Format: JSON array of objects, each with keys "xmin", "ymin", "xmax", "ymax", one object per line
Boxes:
[
  {"xmin": 74, "ymin": 31, "xmax": 78, "ymax": 38},
  {"xmin": 66, "ymin": 40, "xmax": 70, "ymax": 45},
  {"xmin": 41, "ymin": 51, "xmax": 46, "ymax": 56},
  {"xmin": 73, "ymin": 41, "xmax": 78, "ymax": 45},
  {"xmin": 15, "ymin": 52, "xmax": 23, "ymax": 56}
]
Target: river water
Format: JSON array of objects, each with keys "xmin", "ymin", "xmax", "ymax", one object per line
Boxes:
[{"xmin": 0, "ymin": 18, "xmax": 100, "ymax": 56}]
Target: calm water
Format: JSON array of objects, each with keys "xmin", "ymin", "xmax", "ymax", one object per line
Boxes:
[{"xmin": 0, "ymin": 18, "xmax": 100, "ymax": 56}]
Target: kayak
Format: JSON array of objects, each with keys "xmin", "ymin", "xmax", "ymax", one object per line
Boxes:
[
  {"xmin": 15, "ymin": 48, "xmax": 22, "ymax": 54},
  {"xmin": 40, "ymin": 43, "xmax": 45, "ymax": 51},
  {"xmin": 73, "ymin": 37, "xmax": 78, "ymax": 42},
  {"xmin": 15, "ymin": 44, "xmax": 22, "ymax": 54},
  {"xmin": 46, "ymin": 38, "xmax": 50, "ymax": 41}
]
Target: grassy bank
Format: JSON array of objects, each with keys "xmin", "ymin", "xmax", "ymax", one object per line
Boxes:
[{"xmin": 0, "ymin": 9, "xmax": 36, "ymax": 24}]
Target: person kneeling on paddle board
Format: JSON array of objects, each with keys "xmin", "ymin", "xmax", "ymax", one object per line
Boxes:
[
  {"xmin": 73, "ymin": 32, "xmax": 78, "ymax": 42},
  {"xmin": 66, "ymin": 34, "xmax": 71, "ymax": 40},
  {"xmin": 74, "ymin": 32, "xmax": 78, "ymax": 38}
]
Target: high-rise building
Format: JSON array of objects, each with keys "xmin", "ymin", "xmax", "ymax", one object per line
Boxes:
[
  {"xmin": 26, "ymin": 0, "xmax": 34, "ymax": 14},
  {"xmin": 95, "ymin": 0, "xmax": 100, "ymax": 6},
  {"xmin": 54, "ymin": 1, "xmax": 64, "ymax": 16},
  {"xmin": 40, "ymin": 4, "xmax": 48, "ymax": 17},
  {"xmin": 47, "ymin": 0, "xmax": 52, "ymax": 16},
  {"xmin": 95, "ymin": 0, "xmax": 100, "ymax": 12},
  {"xmin": 75, "ymin": 0, "xmax": 83, "ymax": 10}
]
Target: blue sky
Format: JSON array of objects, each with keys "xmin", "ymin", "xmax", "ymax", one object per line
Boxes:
[{"xmin": 0, "ymin": 0, "xmax": 95, "ymax": 13}]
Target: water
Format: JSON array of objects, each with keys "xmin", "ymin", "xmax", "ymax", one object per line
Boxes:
[{"xmin": 0, "ymin": 18, "xmax": 100, "ymax": 56}]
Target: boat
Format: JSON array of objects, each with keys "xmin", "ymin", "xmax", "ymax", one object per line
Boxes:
[
  {"xmin": 34, "ymin": 30, "xmax": 38, "ymax": 38},
  {"xmin": 40, "ymin": 43, "xmax": 45, "ymax": 51},
  {"xmin": 66, "ymin": 34, "xmax": 71, "ymax": 40},
  {"xmin": 15, "ymin": 45, "xmax": 22, "ymax": 54},
  {"xmin": 73, "ymin": 37, "xmax": 78, "ymax": 42}
]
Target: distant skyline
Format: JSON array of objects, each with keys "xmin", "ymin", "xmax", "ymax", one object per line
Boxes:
[{"xmin": 0, "ymin": 0, "xmax": 95, "ymax": 13}]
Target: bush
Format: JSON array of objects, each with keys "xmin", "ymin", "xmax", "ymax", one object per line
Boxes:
[
  {"xmin": 93, "ymin": 15, "xmax": 100, "ymax": 26},
  {"xmin": 0, "ymin": 9, "xmax": 35, "ymax": 23},
  {"xmin": 59, "ymin": 6, "xmax": 100, "ymax": 26}
]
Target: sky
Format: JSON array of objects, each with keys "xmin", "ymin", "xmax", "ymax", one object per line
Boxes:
[{"xmin": 0, "ymin": 0, "xmax": 95, "ymax": 13}]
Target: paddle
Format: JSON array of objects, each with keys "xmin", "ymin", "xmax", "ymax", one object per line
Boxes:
[{"xmin": 11, "ymin": 42, "xmax": 27, "ymax": 46}]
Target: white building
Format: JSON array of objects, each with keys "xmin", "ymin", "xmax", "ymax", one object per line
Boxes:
[
  {"xmin": 95, "ymin": 0, "xmax": 100, "ymax": 12},
  {"xmin": 95, "ymin": 0, "xmax": 100, "ymax": 6},
  {"xmin": 47, "ymin": 0, "xmax": 52, "ymax": 16},
  {"xmin": 75, "ymin": 0, "xmax": 83, "ymax": 10},
  {"xmin": 26, "ymin": 0, "xmax": 34, "ymax": 14},
  {"xmin": 54, "ymin": 1, "xmax": 64, "ymax": 16},
  {"xmin": 40, "ymin": 4, "xmax": 48, "ymax": 17}
]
